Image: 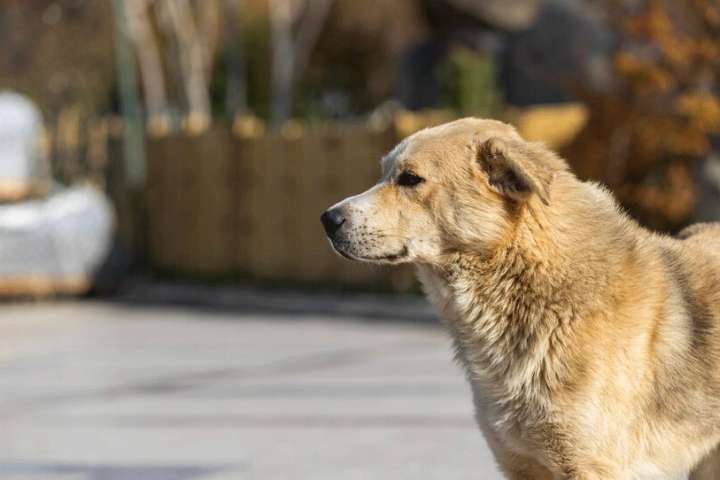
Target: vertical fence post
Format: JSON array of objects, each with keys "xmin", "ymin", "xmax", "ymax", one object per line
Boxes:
[
  {"xmin": 112, "ymin": 0, "xmax": 148, "ymax": 259},
  {"xmin": 112, "ymin": 0, "xmax": 145, "ymax": 189}
]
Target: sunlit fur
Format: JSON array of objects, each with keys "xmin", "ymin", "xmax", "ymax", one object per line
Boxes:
[{"xmin": 324, "ymin": 118, "xmax": 720, "ymax": 479}]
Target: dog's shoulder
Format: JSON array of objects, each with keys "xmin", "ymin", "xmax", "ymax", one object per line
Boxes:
[
  {"xmin": 677, "ymin": 222, "xmax": 720, "ymax": 245},
  {"xmin": 673, "ymin": 222, "xmax": 720, "ymax": 282}
]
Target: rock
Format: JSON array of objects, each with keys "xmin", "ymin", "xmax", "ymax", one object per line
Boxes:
[
  {"xmin": 0, "ymin": 91, "xmax": 51, "ymax": 201},
  {"xmin": 694, "ymin": 152, "xmax": 720, "ymax": 223}
]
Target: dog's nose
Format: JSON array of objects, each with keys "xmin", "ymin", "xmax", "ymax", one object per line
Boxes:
[{"xmin": 321, "ymin": 208, "xmax": 345, "ymax": 237}]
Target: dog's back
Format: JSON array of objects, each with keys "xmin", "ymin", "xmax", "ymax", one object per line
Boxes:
[
  {"xmin": 670, "ymin": 222, "xmax": 720, "ymax": 392},
  {"xmin": 678, "ymin": 222, "xmax": 720, "ymax": 243},
  {"xmin": 676, "ymin": 222, "xmax": 720, "ymax": 306}
]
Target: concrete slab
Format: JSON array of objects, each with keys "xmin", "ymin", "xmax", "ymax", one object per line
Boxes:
[{"xmin": 0, "ymin": 296, "xmax": 503, "ymax": 479}]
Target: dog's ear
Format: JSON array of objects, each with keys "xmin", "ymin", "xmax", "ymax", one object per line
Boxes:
[{"xmin": 476, "ymin": 137, "xmax": 552, "ymax": 205}]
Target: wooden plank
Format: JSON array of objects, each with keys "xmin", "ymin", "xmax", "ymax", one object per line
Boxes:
[
  {"xmin": 231, "ymin": 136, "xmax": 252, "ymax": 275},
  {"xmin": 276, "ymin": 134, "xmax": 304, "ymax": 280},
  {"xmin": 288, "ymin": 128, "xmax": 343, "ymax": 285},
  {"xmin": 144, "ymin": 135, "xmax": 166, "ymax": 268},
  {"xmin": 146, "ymin": 133, "xmax": 186, "ymax": 270},
  {"xmin": 237, "ymin": 136, "xmax": 260, "ymax": 277},
  {"xmin": 161, "ymin": 133, "xmax": 195, "ymax": 271},
  {"xmin": 244, "ymin": 134, "xmax": 292, "ymax": 280},
  {"xmin": 184, "ymin": 128, "xmax": 235, "ymax": 274}
]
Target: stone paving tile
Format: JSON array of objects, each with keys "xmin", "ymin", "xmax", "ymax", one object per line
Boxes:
[
  {"xmin": 0, "ymin": 463, "xmax": 231, "ymax": 480},
  {"xmin": 0, "ymin": 297, "xmax": 503, "ymax": 479}
]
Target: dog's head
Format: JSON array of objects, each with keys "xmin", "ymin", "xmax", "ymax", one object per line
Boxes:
[{"xmin": 321, "ymin": 118, "xmax": 565, "ymax": 265}]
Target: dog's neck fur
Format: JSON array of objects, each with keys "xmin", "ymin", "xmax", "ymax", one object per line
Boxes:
[{"xmin": 417, "ymin": 177, "xmax": 640, "ymax": 420}]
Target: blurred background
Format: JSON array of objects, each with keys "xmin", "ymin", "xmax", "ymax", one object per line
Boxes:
[{"xmin": 0, "ymin": 0, "xmax": 718, "ymax": 479}]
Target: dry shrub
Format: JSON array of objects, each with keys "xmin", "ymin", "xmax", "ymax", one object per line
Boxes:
[{"xmin": 564, "ymin": 0, "xmax": 720, "ymax": 230}]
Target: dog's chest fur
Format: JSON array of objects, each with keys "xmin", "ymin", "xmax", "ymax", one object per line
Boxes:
[{"xmin": 415, "ymin": 257, "xmax": 580, "ymax": 457}]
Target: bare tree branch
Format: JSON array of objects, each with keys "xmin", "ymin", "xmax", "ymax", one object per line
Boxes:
[
  {"xmin": 196, "ymin": 0, "xmax": 222, "ymax": 78},
  {"xmin": 124, "ymin": 0, "xmax": 169, "ymax": 135},
  {"xmin": 223, "ymin": 0, "xmax": 247, "ymax": 119},
  {"xmin": 269, "ymin": 0, "xmax": 296, "ymax": 128},
  {"xmin": 269, "ymin": 0, "xmax": 333, "ymax": 128},
  {"xmin": 158, "ymin": 0, "xmax": 211, "ymax": 133},
  {"xmin": 292, "ymin": 0, "xmax": 333, "ymax": 90}
]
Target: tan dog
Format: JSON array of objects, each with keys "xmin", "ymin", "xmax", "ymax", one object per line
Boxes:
[{"xmin": 320, "ymin": 118, "xmax": 720, "ymax": 479}]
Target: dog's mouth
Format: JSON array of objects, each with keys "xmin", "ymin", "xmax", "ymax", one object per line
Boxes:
[{"xmin": 329, "ymin": 241, "xmax": 408, "ymax": 263}]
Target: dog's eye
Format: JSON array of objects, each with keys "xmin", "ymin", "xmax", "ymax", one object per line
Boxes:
[{"xmin": 397, "ymin": 171, "xmax": 425, "ymax": 187}]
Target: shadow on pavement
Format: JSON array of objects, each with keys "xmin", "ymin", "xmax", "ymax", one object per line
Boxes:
[{"xmin": 108, "ymin": 278, "xmax": 437, "ymax": 324}]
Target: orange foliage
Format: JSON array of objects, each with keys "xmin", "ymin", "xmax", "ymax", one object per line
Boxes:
[{"xmin": 565, "ymin": 0, "xmax": 720, "ymax": 230}]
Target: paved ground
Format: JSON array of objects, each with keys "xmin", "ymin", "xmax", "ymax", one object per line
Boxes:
[{"xmin": 0, "ymin": 290, "xmax": 502, "ymax": 479}]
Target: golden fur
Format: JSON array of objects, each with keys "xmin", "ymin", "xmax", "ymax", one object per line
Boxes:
[{"xmin": 322, "ymin": 118, "xmax": 720, "ymax": 479}]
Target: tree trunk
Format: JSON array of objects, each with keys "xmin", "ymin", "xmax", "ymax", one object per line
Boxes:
[
  {"xmin": 269, "ymin": 0, "xmax": 296, "ymax": 128},
  {"xmin": 197, "ymin": 0, "xmax": 222, "ymax": 79},
  {"xmin": 159, "ymin": 0, "xmax": 211, "ymax": 133},
  {"xmin": 269, "ymin": 0, "xmax": 333, "ymax": 129},
  {"xmin": 125, "ymin": 0, "xmax": 169, "ymax": 135},
  {"xmin": 292, "ymin": 0, "xmax": 333, "ymax": 89},
  {"xmin": 223, "ymin": 0, "xmax": 247, "ymax": 119}
]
